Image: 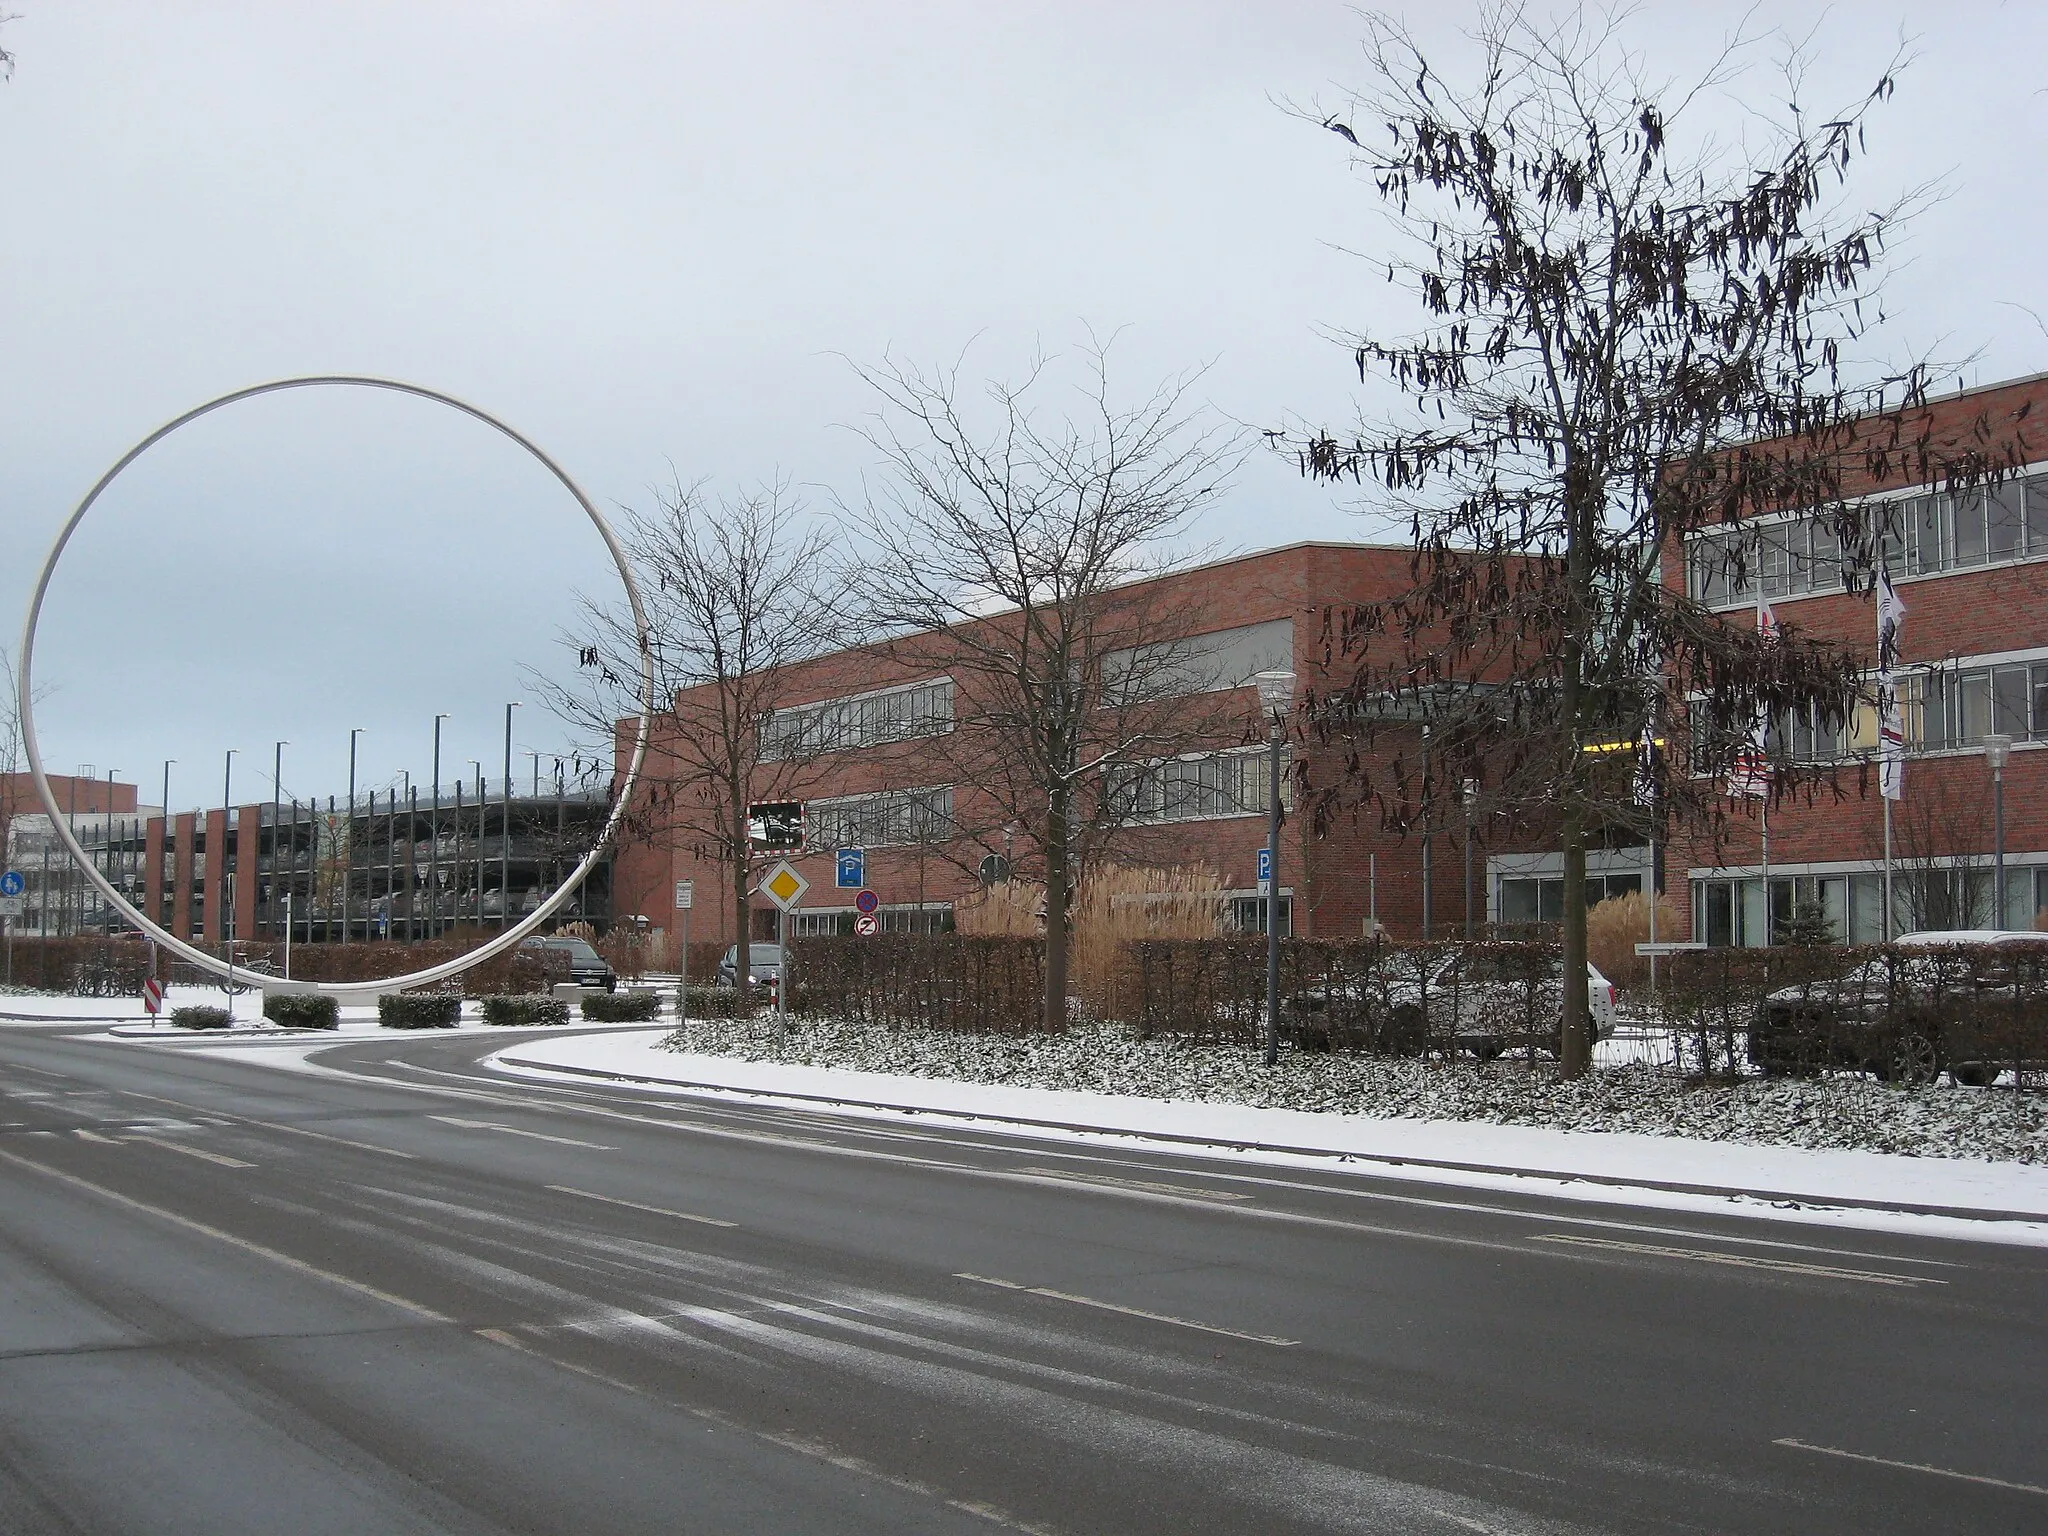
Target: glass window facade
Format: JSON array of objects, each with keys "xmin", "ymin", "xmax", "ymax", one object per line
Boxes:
[
  {"xmin": 806, "ymin": 785, "xmax": 953, "ymax": 850},
  {"xmin": 759, "ymin": 679, "xmax": 953, "ymax": 761}
]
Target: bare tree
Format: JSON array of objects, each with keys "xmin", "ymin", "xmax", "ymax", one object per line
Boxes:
[
  {"xmin": 539, "ymin": 481, "xmax": 852, "ymax": 999},
  {"xmin": 848, "ymin": 344, "xmax": 1250, "ymax": 1032},
  {"xmin": 1288, "ymin": 6, "xmax": 2015, "ymax": 1076}
]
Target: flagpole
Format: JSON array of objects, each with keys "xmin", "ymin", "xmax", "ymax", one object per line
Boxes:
[
  {"xmin": 1882, "ymin": 796, "xmax": 1893, "ymax": 943},
  {"xmin": 1647, "ymin": 824, "xmax": 1659, "ymax": 997},
  {"xmin": 1760, "ymin": 797, "xmax": 1771, "ymax": 947}
]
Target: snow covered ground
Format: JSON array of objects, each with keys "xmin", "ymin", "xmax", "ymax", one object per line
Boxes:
[{"xmin": 481, "ymin": 1020, "xmax": 2048, "ymax": 1242}]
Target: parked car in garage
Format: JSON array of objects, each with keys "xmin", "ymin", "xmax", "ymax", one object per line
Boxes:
[{"xmin": 1750, "ymin": 930, "xmax": 2048, "ymax": 1084}]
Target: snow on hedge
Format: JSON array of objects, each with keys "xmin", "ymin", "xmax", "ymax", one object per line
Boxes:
[{"xmin": 661, "ymin": 1016, "xmax": 2048, "ymax": 1164}]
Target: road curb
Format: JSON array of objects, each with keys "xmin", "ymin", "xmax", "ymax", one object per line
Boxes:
[{"xmin": 493, "ymin": 1054, "xmax": 2048, "ymax": 1227}]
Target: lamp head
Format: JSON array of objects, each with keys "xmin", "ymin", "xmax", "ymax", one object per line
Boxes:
[
  {"xmin": 1984, "ymin": 733, "xmax": 2013, "ymax": 771},
  {"xmin": 1253, "ymin": 670, "xmax": 1297, "ymax": 718}
]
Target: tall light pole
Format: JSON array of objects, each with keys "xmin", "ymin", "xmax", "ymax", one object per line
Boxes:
[
  {"xmin": 219, "ymin": 748, "xmax": 237, "ymax": 956},
  {"xmin": 502, "ymin": 702, "xmax": 519, "ymax": 929},
  {"xmin": 430, "ymin": 713, "xmax": 448, "ymax": 939},
  {"xmin": 1985, "ymin": 734, "xmax": 2012, "ymax": 927},
  {"xmin": 272, "ymin": 741, "xmax": 288, "ymax": 940},
  {"xmin": 345, "ymin": 728, "xmax": 364, "ymax": 945},
  {"xmin": 467, "ymin": 759, "xmax": 482, "ymax": 925},
  {"xmin": 160, "ymin": 759, "xmax": 174, "ymax": 930},
  {"xmin": 1254, "ymin": 670, "xmax": 1296, "ymax": 1068},
  {"xmin": 1462, "ymin": 777, "xmax": 1478, "ymax": 939}
]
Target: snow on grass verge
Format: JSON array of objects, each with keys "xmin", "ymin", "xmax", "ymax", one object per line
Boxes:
[{"xmin": 661, "ymin": 1016, "xmax": 2048, "ymax": 1165}]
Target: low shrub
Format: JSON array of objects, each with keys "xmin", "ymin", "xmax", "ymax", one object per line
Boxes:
[
  {"xmin": 681, "ymin": 983, "xmax": 758, "ymax": 1020},
  {"xmin": 582, "ymin": 990, "xmax": 662, "ymax": 1023},
  {"xmin": 171, "ymin": 1005, "xmax": 232, "ymax": 1030},
  {"xmin": 378, "ymin": 993, "xmax": 463, "ymax": 1029},
  {"xmin": 263, "ymin": 993, "xmax": 340, "ymax": 1030},
  {"xmin": 480, "ymin": 994, "xmax": 571, "ymax": 1027}
]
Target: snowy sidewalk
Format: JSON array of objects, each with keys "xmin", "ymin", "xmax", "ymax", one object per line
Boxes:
[{"xmin": 490, "ymin": 1028, "xmax": 2048, "ymax": 1239}]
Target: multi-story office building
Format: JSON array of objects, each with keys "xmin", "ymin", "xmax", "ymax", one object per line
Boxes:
[{"xmin": 1665, "ymin": 370, "xmax": 2048, "ymax": 944}]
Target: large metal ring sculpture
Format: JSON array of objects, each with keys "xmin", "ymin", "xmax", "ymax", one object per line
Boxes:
[{"xmin": 16, "ymin": 376, "xmax": 653, "ymax": 997}]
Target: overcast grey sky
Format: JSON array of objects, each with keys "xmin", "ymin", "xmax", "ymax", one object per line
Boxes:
[{"xmin": 4, "ymin": 1, "xmax": 2044, "ymax": 812}]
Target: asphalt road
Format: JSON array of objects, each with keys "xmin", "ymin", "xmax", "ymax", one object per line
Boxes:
[{"xmin": 0, "ymin": 1021, "xmax": 2043, "ymax": 1535}]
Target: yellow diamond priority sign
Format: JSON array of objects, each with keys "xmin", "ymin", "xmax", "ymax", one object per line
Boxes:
[{"xmin": 761, "ymin": 860, "xmax": 809, "ymax": 912}]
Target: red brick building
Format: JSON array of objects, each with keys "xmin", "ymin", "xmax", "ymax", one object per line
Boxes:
[
  {"xmin": 1664, "ymin": 370, "xmax": 2048, "ymax": 943},
  {"xmin": 609, "ymin": 542, "xmax": 1504, "ymax": 948}
]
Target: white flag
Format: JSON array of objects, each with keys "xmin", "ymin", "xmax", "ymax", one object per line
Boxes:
[
  {"xmin": 1876, "ymin": 569, "xmax": 1906, "ymax": 802},
  {"xmin": 1728, "ymin": 598, "xmax": 1777, "ymax": 799}
]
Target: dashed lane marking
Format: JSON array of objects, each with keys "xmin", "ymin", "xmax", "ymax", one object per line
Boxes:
[
  {"xmin": 428, "ymin": 1115, "xmax": 613, "ymax": 1149},
  {"xmin": 956, "ymin": 1272, "xmax": 1298, "ymax": 1347},
  {"xmin": 546, "ymin": 1185, "xmax": 736, "ymax": 1228},
  {"xmin": 241, "ymin": 1117, "xmax": 418, "ymax": 1159},
  {"xmin": 0, "ymin": 1144, "xmax": 449, "ymax": 1321},
  {"xmin": 1535, "ymin": 1234, "xmax": 1936, "ymax": 1287},
  {"xmin": 125, "ymin": 1135, "xmax": 254, "ymax": 1169},
  {"xmin": 1011, "ymin": 1166, "xmax": 1253, "ymax": 1202},
  {"xmin": 1774, "ymin": 1438, "xmax": 2048, "ymax": 1496}
]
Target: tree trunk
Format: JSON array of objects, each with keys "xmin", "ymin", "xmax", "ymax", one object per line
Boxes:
[
  {"xmin": 730, "ymin": 794, "xmax": 751, "ymax": 1005},
  {"xmin": 1043, "ymin": 788, "xmax": 1069, "ymax": 1034},
  {"xmin": 1558, "ymin": 802, "xmax": 1592, "ymax": 1078}
]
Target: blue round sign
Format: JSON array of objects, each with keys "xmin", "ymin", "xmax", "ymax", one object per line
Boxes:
[
  {"xmin": 0, "ymin": 871, "xmax": 23, "ymax": 897},
  {"xmin": 854, "ymin": 888, "xmax": 879, "ymax": 915}
]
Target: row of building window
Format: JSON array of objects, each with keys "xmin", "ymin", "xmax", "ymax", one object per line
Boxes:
[
  {"xmin": 1687, "ymin": 470, "xmax": 2048, "ymax": 607},
  {"xmin": 1111, "ymin": 746, "xmax": 1291, "ymax": 823},
  {"xmin": 806, "ymin": 785, "xmax": 954, "ymax": 850},
  {"xmin": 758, "ymin": 679, "xmax": 953, "ymax": 761},
  {"xmin": 1693, "ymin": 866, "xmax": 2047, "ymax": 947},
  {"xmin": 1736, "ymin": 657, "xmax": 2048, "ymax": 767}
]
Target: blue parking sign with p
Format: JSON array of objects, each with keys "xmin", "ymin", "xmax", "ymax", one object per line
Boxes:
[
  {"xmin": 1256, "ymin": 847, "xmax": 1272, "ymax": 884},
  {"xmin": 836, "ymin": 848, "xmax": 865, "ymax": 889}
]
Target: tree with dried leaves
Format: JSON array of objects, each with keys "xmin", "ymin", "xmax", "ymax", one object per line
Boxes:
[
  {"xmin": 1291, "ymin": 7, "xmax": 2013, "ymax": 1076},
  {"xmin": 539, "ymin": 482, "xmax": 853, "ymax": 1001},
  {"xmin": 847, "ymin": 345, "xmax": 1250, "ymax": 1033}
]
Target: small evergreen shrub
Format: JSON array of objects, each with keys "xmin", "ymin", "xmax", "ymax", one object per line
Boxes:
[
  {"xmin": 481, "ymin": 994, "xmax": 571, "ymax": 1027},
  {"xmin": 582, "ymin": 990, "xmax": 662, "ymax": 1022},
  {"xmin": 171, "ymin": 1005, "xmax": 232, "ymax": 1030},
  {"xmin": 263, "ymin": 993, "xmax": 339, "ymax": 1030},
  {"xmin": 378, "ymin": 993, "xmax": 463, "ymax": 1029}
]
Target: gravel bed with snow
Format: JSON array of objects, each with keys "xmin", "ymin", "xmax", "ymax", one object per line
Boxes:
[{"xmin": 661, "ymin": 1016, "xmax": 2048, "ymax": 1164}]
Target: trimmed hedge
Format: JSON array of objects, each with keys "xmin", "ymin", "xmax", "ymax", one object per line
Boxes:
[
  {"xmin": 263, "ymin": 994, "xmax": 340, "ymax": 1030},
  {"xmin": 480, "ymin": 994, "xmax": 571, "ymax": 1027},
  {"xmin": 378, "ymin": 993, "xmax": 463, "ymax": 1029},
  {"xmin": 680, "ymin": 983, "xmax": 760, "ymax": 1020},
  {"xmin": 171, "ymin": 1005, "xmax": 232, "ymax": 1030},
  {"xmin": 582, "ymin": 990, "xmax": 662, "ymax": 1023}
]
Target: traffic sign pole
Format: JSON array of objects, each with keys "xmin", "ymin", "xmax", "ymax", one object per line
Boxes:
[{"xmin": 0, "ymin": 873, "xmax": 21, "ymax": 988}]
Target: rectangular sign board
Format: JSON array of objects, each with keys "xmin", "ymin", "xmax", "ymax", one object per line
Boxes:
[
  {"xmin": 673, "ymin": 880, "xmax": 694, "ymax": 911},
  {"xmin": 0, "ymin": 895, "xmax": 22, "ymax": 918},
  {"xmin": 1256, "ymin": 845, "xmax": 1272, "ymax": 895},
  {"xmin": 835, "ymin": 848, "xmax": 865, "ymax": 889},
  {"xmin": 1635, "ymin": 941, "xmax": 1707, "ymax": 956},
  {"xmin": 747, "ymin": 801, "xmax": 805, "ymax": 852}
]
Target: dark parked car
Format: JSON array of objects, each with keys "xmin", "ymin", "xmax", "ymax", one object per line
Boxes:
[
  {"xmin": 1750, "ymin": 930, "xmax": 2048, "ymax": 1085},
  {"xmin": 715, "ymin": 943, "xmax": 784, "ymax": 988},
  {"xmin": 518, "ymin": 936, "xmax": 617, "ymax": 992}
]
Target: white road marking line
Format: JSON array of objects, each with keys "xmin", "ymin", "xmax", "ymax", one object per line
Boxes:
[
  {"xmin": 955, "ymin": 1272, "xmax": 1297, "ymax": 1347},
  {"xmin": 1774, "ymin": 1437, "xmax": 2048, "ymax": 1496},
  {"xmin": 241, "ymin": 1117, "xmax": 417, "ymax": 1159},
  {"xmin": 545, "ymin": 1184, "xmax": 736, "ymax": 1228},
  {"xmin": 72, "ymin": 1128, "xmax": 117, "ymax": 1143},
  {"xmin": 429, "ymin": 1115, "xmax": 613, "ymax": 1149},
  {"xmin": 1012, "ymin": 1166, "xmax": 1253, "ymax": 1202},
  {"xmin": 125, "ymin": 1134, "xmax": 254, "ymax": 1169},
  {"xmin": 0, "ymin": 1144, "xmax": 448, "ymax": 1320},
  {"xmin": 1535, "ymin": 1234, "xmax": 1934, "ymax": 1287}
]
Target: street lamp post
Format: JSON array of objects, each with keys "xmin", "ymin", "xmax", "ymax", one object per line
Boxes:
[
  {"xmin": 1462, "ymin": 777, "xmax": 1478, "ymax": 939},
  {"xmin": 160, "ymin": 759, "xmax": 174, "ymax": 930},
  {"xmin": 345, "ymin": 728, "xmax": 364, "ymax": 944},
  {"xmin": 1254, "ymin": 670, "xmax": 1296, "ymax": 1068},
  {"xmin": 1985, "ymin": 734, "xmax": 2012, "ymax": 926},
  {"xmin": 220, "ymin": 749, "xmax": 237, "ymax": 959},
  {"xmin": 430, "ymin": 713, "xmax": 448, "ymax": 939},
  {"xmin": 272, "ymin": 741, "xmax": 288, "ymax": 940},
  {"xmin": 502, "ymin": 703, "xmax": 519, "ymax": 930},
  {"xmin": 467, "ymin": 760, "xmax": 482, "ymax": 925}
]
